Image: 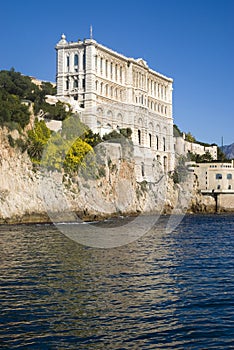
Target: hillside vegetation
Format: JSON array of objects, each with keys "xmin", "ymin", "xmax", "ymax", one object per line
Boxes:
[{"xmin": 0, "ymin": 69, "xmax": 132, "ymax": 176}]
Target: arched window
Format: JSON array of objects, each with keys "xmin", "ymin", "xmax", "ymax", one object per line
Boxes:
[
  {"xmin": 149, "ymin": 133, "xmax": 152, "ymax": 147},
  {"xmin": 120, "ymin": 90, "xmax": 122, "ymax": 101},
  {"xmin": 66, "ymin": 56, "xmax": 70, "ymax": 67},
  {"xmin": 66, "ymin": 79, "xmax": 69, "ymax": 90},
  {"xmin": 83, "ymin": 51, "xmax": 86, "ymax": 69},
  {"xmin": 115, "ymin": 64, "xmax": 118, "ymax": 80},
  {"xmin": 100, "ymin": 82, "xmax": 103, "ymax": 94},
  {"xmin": 105, "ymin": 84, "xmax": 109, "ymax": 96},
  {"xmin": 138, "ymin": 130, "xmax": 141, "ymax": 145},
  {"xmin": 161, "ymin": 85, "xmax": 164, "ymax": 99},
  {"xmin": 97, "ymin": 107, "xmax": 103, "ymax": 118},
  {"xmin": 107, "ymin": 110, "xmax": 113, "ymax": 121},
  {"xmin": 74, "ymin": 79, "xmax": 78, "ymax": 88},
  {"xmin": 163, "ymin": 156, "xmax": 167, "ymax": 172},
  {"xmin": 105, "ymin": 60, "xmax": 108, "ymax": 77},
  {"xmin": 110, "ymin": 62, "xmax": 113, "ymax": 77},
  {"xmin": 120, "ymin": 66, "xmax": 122, "ymax": 82},
  {"xmin": 100, "ymin": 57, "xmax": 103, "ymax": 70},
  {"xmin": 156, "ymin": 135, "xmax": 159, "ymax": 150},
  {"xmin": 163, "ymin": 137, "xmax": 166, "ymax": 151},
  {"xmin": 74, "ymin": 54, "xmax": 78, "ymax": 66},
  {"xmin": 117, "ymin": 113, "xmax": 123, "ymax": 125},
  {"xmin": 141, "ymin": 162, "xmax": 145, "ymax": 177},
  {"xmin": 157, "ymin": 155, "xmax": 160, "ymax": 163},
  {"xmin": 216, "ymin": 174, "xmax": 222, "ymax": 180},
  {"xmin": 227, "ymin": 173, "xmax": 232, "ymax": 180}
]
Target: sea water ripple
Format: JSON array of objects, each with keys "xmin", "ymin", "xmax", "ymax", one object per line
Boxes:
[{"xmin": 0, "ymin": 214, "xmax": 233, "ymax": 349}]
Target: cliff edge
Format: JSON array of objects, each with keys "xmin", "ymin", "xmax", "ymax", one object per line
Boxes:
[{"xmin": 0, "ymin": 127, "xmax": 216, "ymax": 224}]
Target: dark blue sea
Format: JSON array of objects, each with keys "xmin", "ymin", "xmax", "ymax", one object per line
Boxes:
[{"xmin": 0, "ymin": 214, "xmax": 233, "ymax": 349}]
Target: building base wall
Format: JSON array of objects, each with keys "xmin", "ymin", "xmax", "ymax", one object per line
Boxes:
[{"xmin": 218, "ymin": 193, "xmax": 234, "ymax": 211}]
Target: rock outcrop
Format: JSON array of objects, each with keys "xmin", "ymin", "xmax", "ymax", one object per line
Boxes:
[{"xmin": 0, "ymin": 127, "xmax": 217, "ymax": 224}]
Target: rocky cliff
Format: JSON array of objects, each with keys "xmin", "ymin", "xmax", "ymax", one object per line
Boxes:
[{"xmin": 0, "ymin": 127, "xmax": 216, "ymax": 224}]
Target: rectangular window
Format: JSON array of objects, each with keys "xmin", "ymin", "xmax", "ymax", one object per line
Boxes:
[
  {"xmin": 83, "ymin": 52, "xmax": 86, "ymax": 70},
  {"xmin": 163, "ymin": 137, "xmax": 166, "ymax": 151},
  {"xmin": 74, "ymin": 54, "xmax": 78, "ymax": 66},
  {"xmin": 138, "ymin": 130, "xmax": 141, "ymax": 145}
]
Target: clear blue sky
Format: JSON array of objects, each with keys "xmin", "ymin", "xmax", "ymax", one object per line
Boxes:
[{"xmin": 1, "ymin": 0, "xmax": 233, "ymax": 145}]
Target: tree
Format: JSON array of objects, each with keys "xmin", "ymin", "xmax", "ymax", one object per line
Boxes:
[
  {"xmin": 37, "ymin": 101, "xmax": 69, "ymax": 120},
  {"xmin": 27, "ymin": 119, "xmax": 51, "ymax": 163},
  {"xmin": 119, "ymin": 127, "xmax": 132, "ymax": 139},
  {"xmin": 40, "ymin": 132, "xmax": 68, "ymax": 171},
  {"xmin": 64, "ymin": 138, "xmax": 93, "ymax": 173},
  {"xmin": 188, "ymin": 151, "xmax": 214, "ymax": 163},
  {"xmin": 82, "ymin": 129, "xmax": 102, "ymax": 147},
  {"xmin": 173, "ymin": 124, "xmax": 183, "ymax": 137},
  {"xmin": 217, "ymin": 146, "xmax": 229, "ymax": 162},
  {"xmin": 61, "ymin": 114, "xmax": 87, "ymax": 140},
  {"xmin": 185, "ymin": 132, "xmax": 196, "ymax": 143},
  {"xmin": 0, "ymin": 89, "xmax": 30, "ymax": 129}
]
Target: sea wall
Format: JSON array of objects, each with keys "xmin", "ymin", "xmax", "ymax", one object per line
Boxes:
[
  {"xmin": 218, "ymin": 193, "xmax": 234, "ymax": 212},
  {"xmin": 0, "ymin": 127, "xmax": 218, "ymax": 224}
]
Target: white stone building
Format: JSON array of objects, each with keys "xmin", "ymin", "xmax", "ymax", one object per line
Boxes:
[
  {"xmin": 174, "ymin": 132, "xmax": 217, "ymax": 160},
  {"xmin": 185, "ymin": 161, "xmax": 234, "ymax": 211},
  {"xmin": 189, "ymin": 161, "xmax": 234, "ymax": 192},
  {"xmin": 55, "ymin": 34, "xmax": 174, "ymax": 180}
]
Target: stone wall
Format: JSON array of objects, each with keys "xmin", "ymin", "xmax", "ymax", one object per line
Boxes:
[{"xmin": 218, "ymin": 193, "xmax": 234, "ymax": 211}]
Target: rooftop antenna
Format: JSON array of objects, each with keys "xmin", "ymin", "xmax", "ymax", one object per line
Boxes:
[{"xmin": 90, "ymin": 25, "xmax": 93, "ymax": 39}]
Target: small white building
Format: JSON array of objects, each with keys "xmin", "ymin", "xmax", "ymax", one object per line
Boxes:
[
  {"xmin": 55, "ymin": 34, "xmax": 175, "ymax": 180},
  {"xmin": 191, "ymin": 161, "xmax": 234, "ymax": 193}
]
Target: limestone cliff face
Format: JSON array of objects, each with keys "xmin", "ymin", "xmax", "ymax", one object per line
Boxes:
[
  {"xmin": 0, "ymin": 128, "xmax": 46, "ymax": 222},
  {"xmin": 0, "ymin": 128, "xmax": 216, "ymax": 224}
]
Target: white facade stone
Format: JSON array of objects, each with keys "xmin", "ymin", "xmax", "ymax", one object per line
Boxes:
[
  {"xmin": 189, "ymin": 160, "xmax": 234, "ymax": 193},
  {"xmin": 55, "ymin": 34, "xmax": 175, "ymax": 180},
  {"xmin": 174, "ymin": 133, "xmax": 218, "ymax": 160}
]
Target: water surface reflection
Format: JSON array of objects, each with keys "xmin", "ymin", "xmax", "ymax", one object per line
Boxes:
[{"xmin": 0, "ymin": 215, "xmax": 233, "ymax": 349}]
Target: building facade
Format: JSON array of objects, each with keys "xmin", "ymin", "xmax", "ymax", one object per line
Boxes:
[
  {"xmin": 174, "ymin": 133, "xmax": 217, "ymax": 160},
  {"xmin": 55, "ymin": 34, "xmax": 174, "ymax": 179},
  {"xmin": 190, "ymin": 161, "xmax": 234, "ymax": 193}
]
